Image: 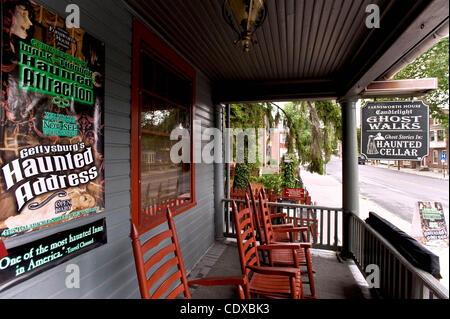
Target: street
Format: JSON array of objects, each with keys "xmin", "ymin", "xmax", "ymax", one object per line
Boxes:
[
  {"xmin": 325, "ymin": 156, "xmax": 449, "ymax": 224},
  {"xmin": 301, "ymin": 156, "xmax": 449, "ymax": 289}
]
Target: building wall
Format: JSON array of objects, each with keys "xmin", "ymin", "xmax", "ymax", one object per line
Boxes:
[
  {"xmin": 0, "ymin": 0, "xmax": 216, "ymax": 299},
  {"xmin": 423, "ymin": 117, "xmax": 449, "ymax": 171}
]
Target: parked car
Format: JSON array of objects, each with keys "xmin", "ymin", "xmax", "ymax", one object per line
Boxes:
[{"xmin": 358, "ymin": 156, "xmax": 366, "ymax": 165}]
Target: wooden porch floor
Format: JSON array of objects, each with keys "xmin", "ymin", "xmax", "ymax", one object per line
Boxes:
[{"xmin": 187, "ymin": 239, "xmax": 373, "ymax": 299}]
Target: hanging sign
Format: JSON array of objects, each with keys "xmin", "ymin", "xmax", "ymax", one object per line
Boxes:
[
  {"xmin": 1, "ymin": 1, "xmax": 105, "ymax": 239},
  {"xmin": 361, "ymin": 101, "xmax": 429, "ymax": 161},
  {"xmin": 0, "ymin": 218, "xmax": 107, "ymax": 292}
]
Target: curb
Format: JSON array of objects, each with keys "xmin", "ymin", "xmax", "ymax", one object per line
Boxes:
[{"xmin": 367, "ymin": 164, "xmax": 449, "ymax": 181}]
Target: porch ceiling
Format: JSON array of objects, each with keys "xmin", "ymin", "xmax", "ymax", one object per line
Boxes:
[{"xmin": 126, "ymin": 0, "xmax": 449, "ymax": 102}]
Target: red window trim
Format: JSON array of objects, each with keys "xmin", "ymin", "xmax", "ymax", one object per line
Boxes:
[{"xmin": 131, "ymin": 20, "xmax": 196, "ymax": 234}]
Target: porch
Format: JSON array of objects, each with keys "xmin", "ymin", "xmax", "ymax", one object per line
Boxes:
[
  {"xmin": 1, "ymin": 0, "xmax": 449, "ymax": 301},
  {"xmin": 187, "ymin": 199, "xmax": 448, "ymax": 299},
  {"xmin": 188, "ymin": 240, "xmax": 372, "ymax": 299}
]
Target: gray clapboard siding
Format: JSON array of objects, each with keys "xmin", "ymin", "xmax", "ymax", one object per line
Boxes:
[
  {"xmin": 0, "ymin": 0, "xmax": 218, "ymax": 299},
  {"xmin": 0, "ymin": 0, "xmax": 135, "ymax": 299},
  {"xmin": 171, "ymin": 72, "xmax": 216, "ymax": 274}
]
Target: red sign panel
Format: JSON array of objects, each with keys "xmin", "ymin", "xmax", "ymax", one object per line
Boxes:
[{"xmin": 283, "ymin": 188, "xmax": 305, "ymax": 200}]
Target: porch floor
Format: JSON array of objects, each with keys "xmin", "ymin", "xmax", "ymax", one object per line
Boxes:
[{"xmin": 187, "ymin": 239, "xmax": 373, "ymax": 299}]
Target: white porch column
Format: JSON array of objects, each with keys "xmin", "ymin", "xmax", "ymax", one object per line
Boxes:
[
  {"xmin": 214, "ymin": 104, "xmax": 225, "ymax": 240},
  {"xmin": 340, "ymin": 97, "xmax": 360, "ymax": 258}
]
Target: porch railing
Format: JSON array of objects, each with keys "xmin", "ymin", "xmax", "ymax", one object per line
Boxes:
[
  {"xmin": 349, "ymin": 213, "xmax": 449, "ymax": 299},
  {"xmin": 222, "ymin": 198, "xmax": 343, "ymax": 251},
  {"xmin": 221, "ymin": 198, "xmax": 449, "ymax": 299}
]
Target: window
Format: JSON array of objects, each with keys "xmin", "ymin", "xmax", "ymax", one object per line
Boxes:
[
  {"xmin": 433, "ymin": 150, "xmax": 439, "ymax": 164},
  {"xmin": 430, "ymin": 131, "xmax": 435, "ymax": 142},
  {"xmin": 131, "ymin": 21, "xmax": 196, "ymax": 231},
  {"xmin": 437, "ymin": 130, "xmax": 445, "ymax": 142}
]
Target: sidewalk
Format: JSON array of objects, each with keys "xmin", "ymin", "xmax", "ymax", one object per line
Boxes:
[
  {"xmin": 301, "ymin": 168, "xmax": 449, "ymax": 290},
  {"xmin": 367, "ymin": 161, "xmax": 449, "ymax": 181}
]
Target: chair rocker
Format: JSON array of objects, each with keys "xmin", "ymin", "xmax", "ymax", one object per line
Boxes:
[
  {"xmin": 258, "ymin": 191, "xmax": 317, "ymax": 298},
  {"xmin": 231, "ymin": 195, "xmax": 304, "ymax": 299},
  {"xmin": 131, "ymin": 208, "xmax": 247, "ymax": 299}
]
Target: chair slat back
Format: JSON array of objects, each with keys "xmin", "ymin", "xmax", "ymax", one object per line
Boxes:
[
  {"xmin": 258, "ymin": 191, "xmax": 276, "ymax": 245},
  {"xmin": 131, "ymin": 208, "xmax": 191, "ymax": 299},
  {"xmin": 232, "ymin": 195, "xmax": 260, "ymax": 275},
  {"xmin": 247, "ymin": 183, "xmax": 263, "ymax": 239}
]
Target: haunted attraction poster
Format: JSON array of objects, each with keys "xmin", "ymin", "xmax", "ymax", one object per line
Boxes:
[{"xmin": 0, "ymin": 0, "xmax": 105, "ymax": 239}]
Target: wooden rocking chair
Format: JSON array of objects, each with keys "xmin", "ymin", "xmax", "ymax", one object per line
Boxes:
[
  {"xmin": 247, "ymin": 183, "xmax": 310, "ymax": 244},
  {"xmin": 231, "ymin": 195, "xmax": 304, "ymax": 299},
  {"xmin": 131, "ymin": 208, "xmax": 247, "ymax": 299},
  {"xmin": 258, "ymin": 191, "xmax": 317, "ymax": 298}
]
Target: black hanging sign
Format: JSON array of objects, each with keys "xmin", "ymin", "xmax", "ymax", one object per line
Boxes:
[
  {"xmin": 361, "ymin": 101, "xmax": 429, "ymax": 161},
  {"xmin": 0, "ymin": 218, "xmax": 107, "ymax": 292}
]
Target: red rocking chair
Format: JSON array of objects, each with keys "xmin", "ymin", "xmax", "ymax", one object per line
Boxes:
[
  {"xmin": 231, "ymin": 195, "xmax": 304, "ymax": 299},
  {"xmin": 131, "ymin": 208, "xmax": 247, "ymax": 299},
  {"xmin": 258, "ymin": 191, "xmax": 317, "ymax": 298}
]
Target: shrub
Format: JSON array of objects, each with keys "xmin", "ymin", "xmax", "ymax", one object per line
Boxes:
[
  {"xmin": 281, "ymin": 154, "xmax": 299, "ymax": 189},
  {"xmin": 254, "ymin": 174, "xmax": 282, "ymax": 193}
]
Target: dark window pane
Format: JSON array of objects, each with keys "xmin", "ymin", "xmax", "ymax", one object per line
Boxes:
[{"xmin": 139, "ymin": 52, "xmax": 193, "ymax": 218}]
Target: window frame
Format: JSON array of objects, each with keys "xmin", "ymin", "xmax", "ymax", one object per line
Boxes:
[
  {"xmin": 433, "ymin": 150, "xmax": 439, "ymax": 164},
  {"xmin": 131, "ymin": 20, "xmax": 197, "ymax": 233},
  {"xmin": 437, "ymin": 130, "xmax": 445, "ymax": 142}
]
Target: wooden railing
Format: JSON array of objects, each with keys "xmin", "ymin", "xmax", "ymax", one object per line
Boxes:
[
  {"xmin": 222, "ymin": 198, "xmax": 343, "ymax": 251},
  {"xmin": 349, "ymin": 213, "xmax": 449, "ymax": 299},
  {"xmin": 221, "ymin": 198, "xmax": 449, "ymax": 299}
]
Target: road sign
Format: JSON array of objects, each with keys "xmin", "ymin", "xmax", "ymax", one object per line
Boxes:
[{"xmin": 441, "ymin": 153, "xmax": 447, "ymax": 161}]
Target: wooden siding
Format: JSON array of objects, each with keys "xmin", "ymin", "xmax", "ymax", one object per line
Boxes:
[{"xmin": 0, "ymin": 0, "xmax": 217, "ymax": 299}]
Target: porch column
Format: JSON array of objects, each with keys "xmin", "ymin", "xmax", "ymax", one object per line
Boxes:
[
  {"xmin": 340, "ymin": 97, "xmax": 360, "ymax": 258},
  {"xmin": 214, "ymin": 104, "xmax": 225, "ymax": 240}
]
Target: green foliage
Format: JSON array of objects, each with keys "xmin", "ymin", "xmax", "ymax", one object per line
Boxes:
[
  {"xmin": 229, "ymin": 100, "xmax": 342, "ymax": 176},
  {"xmin": 253, "ymin": 174, "xmax": 283, "ymax": 193},
  {"xmin": 392, "ymin": 37, "xmax": 449, "ymax": 131},
  {"xmin": 230, "ymin": 103, "xmax": 267, "ymax": 173},
  {"xmin": 281, "ymin": 154, "xmax": 298, "ymax": 189},
  {"xmin": 233, "ymin": 163, "xmax": 251, "ymax": 189},
  {"xmin": 283, "ymin": 101, "xmax": 341, "ymax": 175}
]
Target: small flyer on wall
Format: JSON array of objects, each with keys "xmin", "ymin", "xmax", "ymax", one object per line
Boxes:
[{"xmin": 0, "ymin": 0, "xmax": 105, "ymax": 239}]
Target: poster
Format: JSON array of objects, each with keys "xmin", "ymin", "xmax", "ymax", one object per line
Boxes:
[
  {"xmin": 1, "ymin": 1, "xmax": 105, "ymax": 239},
  {"xmin": 361, "ymin": 101, "xmax": 429, "ymax": 161},
  {"xmin": 0, "ymin": 218, "xmax": 107, "ymax": 292},
  {"xmin": 414, "ymin": 201, "xmax": 448, "ymax": 246}
]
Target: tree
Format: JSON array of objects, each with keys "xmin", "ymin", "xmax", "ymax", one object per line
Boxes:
[
  {"xmin": 229, "ymin": 101, "xmax": 341, "ymax": 177},
  {"xmin": 393, "ymin": 36, "xmax": 449, "ymax": 131},
  {"xmin": 282, "ymin": 101, "xmax": 341, "ymax": 175},
  {"xmin": 229, "ymin": 103, "xmax": 266, "ymax": 188}
]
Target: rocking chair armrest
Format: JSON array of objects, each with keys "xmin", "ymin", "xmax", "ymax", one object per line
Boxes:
[
  {"xmin": 257, "ymin": 243, "xmax": 302, "ymax": 251},
  {"xmin": 270, "ymin": 213, "xmax": 287, "ymax": 219},
  {"xmin": 273, "ymin": 226, "xmax": 309, "ymax": 233},
  {"xmin": 188, "ymin": 275, "xmax": 247, "ymax": 287},
  {"xmin": 247, "ymin": 265, "xmax": 299, "ymax": 277},
  {"xmin": 272, "ymin": 224, "xmax": 295, "ymax": 229},
  {"xmin": 272, "ymin": 241, "xmax": 313, "ymax": 249}
]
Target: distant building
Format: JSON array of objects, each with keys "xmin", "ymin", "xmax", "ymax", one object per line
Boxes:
[{"xmin": 422, "ymin": 109, "xmax": 449, "ymax": 172}]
